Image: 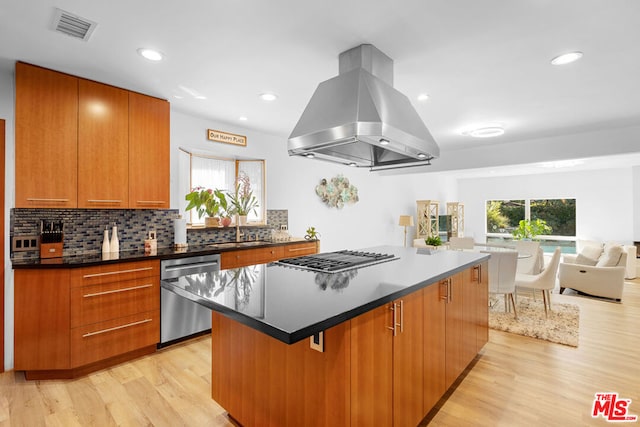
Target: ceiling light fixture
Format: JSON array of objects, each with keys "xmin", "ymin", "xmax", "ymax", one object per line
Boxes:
[
  {"xmin": 550, "ymin": 51, "xmax": 583, "ymax": 65},
  {"xmin": 463, "ymin": 126, "xmax": 505, "ymax": 138},
  {"xmin": 348, "ymin": 162, "xmax": 357, "ymax": 167},
  {"xmin": 417, "ymin": 93, "xmax": 430, "ymax": 101},
  {"xmin": 305, "ymin": 153, "xmax": 315, "ymax": 159},
  {"xmin": 137, "ymin": 48, "xmax": 164, "ymax": 61},
  {"xmin": 239, "ymin": 116, "xmax": 248, "ymax": 121},
  {"xmin": 259, "ymin": 93, "xmax": 278, "ymax": 101},
  {"xmin": 379, "ymin": 138, "xmax": 390, "ymax": 145}
]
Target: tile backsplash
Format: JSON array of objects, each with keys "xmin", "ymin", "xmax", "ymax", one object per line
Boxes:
[{"xmin": 10, "ymin": 208, "xmax": 288, "ymax": 259}]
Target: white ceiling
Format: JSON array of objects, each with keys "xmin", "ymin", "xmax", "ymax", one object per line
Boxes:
[{"xmin": 2, "ymin": 0, "xmax": 640, "ymax": 173}]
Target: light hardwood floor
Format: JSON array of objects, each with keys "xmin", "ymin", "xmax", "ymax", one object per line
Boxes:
[{"xmin": 1, "ymin": 279, "xmax": 639, "ymax": 426}]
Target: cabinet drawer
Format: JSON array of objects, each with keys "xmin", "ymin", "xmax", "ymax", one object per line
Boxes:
[
  {"xmin": 221, "ymin": 246, "xmax": 284, "ymax": 269},
  {"xmin": 71, "ymin": 310, "xmax": 159, "ymax": 367},
  {"xmin": 282, "ymin": 241, "xmax": 319, "ymax": 258},
  {"xmin": 70, "ymin": 277, "xmax": 159, "ymax": 328},
  {"xmin": 71, "ymin": 260, "xmax": 159, "ymax": 287}
]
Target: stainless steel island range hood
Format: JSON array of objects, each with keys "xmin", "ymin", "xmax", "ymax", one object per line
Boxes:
[{"xmin": 288, "ymin": 44, "xmax": 439, "ymax": 171}]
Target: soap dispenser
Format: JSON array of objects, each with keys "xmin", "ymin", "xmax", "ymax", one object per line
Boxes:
[
  {"xmin": 102, "ymin": 226, "xmax": 110, "ymax": 254},
  {"xmin": 110, "ymin": 222, "xmax": 119, "ymax": 253}
]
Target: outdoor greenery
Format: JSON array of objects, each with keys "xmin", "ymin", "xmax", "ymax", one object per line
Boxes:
[
  {"xmin": 486, "ymin": 199, "xmax": 576, "ymax": 236},
  {"xmin": 512, "ymin": 219, "xmax": 552, "ymax": 240}
]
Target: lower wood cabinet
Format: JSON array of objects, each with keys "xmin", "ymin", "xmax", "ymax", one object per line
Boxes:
[
  {"xmin": 221, "ymin": 241, "xmax": 319, "ymax": 269},
  {"xmin": 211, "ymin": 261, "xmax": 488, "ymax": 427},
  {"xmin": 14, "ymin": 260, "xmax": 160, "ymax": 379}
]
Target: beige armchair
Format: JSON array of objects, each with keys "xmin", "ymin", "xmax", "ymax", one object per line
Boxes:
[
  {"xmin": 558, "ymin": 244, "xmax": 627, "ymax": 301},
  {"xmin": 515, "ymin": 248, "xmax": 562, "ymax": 317}
]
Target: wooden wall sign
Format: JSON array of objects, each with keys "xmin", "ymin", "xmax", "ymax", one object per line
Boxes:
[{"xmin": 207, "ymin": 129, "xmax": 247, "ymax": 147}]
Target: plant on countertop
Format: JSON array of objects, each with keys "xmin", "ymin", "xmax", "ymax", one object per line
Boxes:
[
  {"xmin": 425, "ymin": 235, "xmax": 442, "ymax": 246},
  {"xmin": 512, "ymin": 219, "xmax": 552, "ymax": 240},
  {"xmin": 228, "ymin": 172, "xmax": 259, "ymax": 217},
  {"xmin": 185, "ymin": 186, "xmax": 220, "ymax": 219},
  {"xmin": 305, "ymin": 226, "xmax": 321, "ymax": 241}
]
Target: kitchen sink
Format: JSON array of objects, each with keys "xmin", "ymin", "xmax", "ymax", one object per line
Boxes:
[{"xmin": 207, "ymin": 241, "xmax": 270, "ymax": 249}]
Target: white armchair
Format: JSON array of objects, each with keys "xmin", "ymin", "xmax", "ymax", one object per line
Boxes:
[{"xmin": 559, "ymin": 246, "xmax": 627, "ymax": 301}]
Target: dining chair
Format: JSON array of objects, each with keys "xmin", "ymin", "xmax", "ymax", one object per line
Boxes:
[
  {"xmin": 485, "ymin": 251, "xmax": 519, "ymax": 319},
  {"xmin": 449, "ymin": 236, "xmax": 475, "ymax": 250},
  {"xmin": 514, "ymin": 247, "xmax": 562, "ymax": 317},
  {"xmin": 513, "ymin": 240, "xmax": 544, "ymax": 274}
]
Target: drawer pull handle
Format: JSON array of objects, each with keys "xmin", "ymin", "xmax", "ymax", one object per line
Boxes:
[
  {"xmin": 86, "ymin": 199, "xmax": 122, "ymax": 203},
  {"xmin": 26, "ymin": 197, "xmax": 70, "ymax": 202},
  {"xmin": 83, "ymin": 266, "xmax": 154, "ymax": 278},
  {"xmin": 136, "ymin": 200, "xmax": 166, "ymax": 205},
  {"xmin": 83, "ymin": 283, "xmax": 153, "ymax": 298},
  {"xmin": 288, "ymin": 247, "xmax": 315, "ymax": 252},
  {"xmin": 82, "ymin": 318, "xmax": 153, "ymax": 338}
]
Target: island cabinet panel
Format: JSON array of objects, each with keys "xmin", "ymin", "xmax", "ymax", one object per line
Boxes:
[
  {"xmin": 423, "ymin": 280, "xmax": 447, "ymax": 413},
  {"xmin": 349, "ymin": 303, "xmax": 393, "ymax": 426},
  {"xmin": 211, "ymin": 311, "xmax": 351, "ymax": 427},
  {"xmin": 14, "ymin": 269, "xmax": 71, "ymax": 370},
  {"xmin": 77, "ymin": 79, "xmax": 129, "ymax": 209},
  {"xmin": 128, "ymin": 92, "xmax": 170, "ymax": 209},
  {"xmin": 444, "ymin": 272, "xmax": 465, "ymax": 388},
  {"xmin": 476, "ymin": 262, "xmax": 489, "ymax": 351},
  {"xmin": 15, "ymin": 62, "xmax": 78, "ymax": 208}
]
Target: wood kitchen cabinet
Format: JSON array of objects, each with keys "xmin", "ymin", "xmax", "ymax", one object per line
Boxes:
[
  {"xmin": 14, "ymin": 260, "xmax": 160, "ymax": 379},
  {"xmin": 77, "ymin": 79, "xmax": 129, "ymax": 209},
  {"xmin": 14, "ymin": 269, "xmax": 71, "ymax": 371},
  {"xmin": 350, "ymin": 290, "xmax": 424, "ymax": 427},
  {"xmin": 15, "ymin": 62, "xmax": 78, "ymax": 208},
  {"xmin": 128, "ymin": 92, "xmax": 170, "ymax": 209},
  {"xmin": 15, "ymin": 62, "xmax": 170, "ymax": 209},
  {"xmin": 423, "ymin": 280, "xmax": 446, "ymax": 413},
  {"xmin": 221, "ymin": 241, "xmax": 320, "ymax": 269}
]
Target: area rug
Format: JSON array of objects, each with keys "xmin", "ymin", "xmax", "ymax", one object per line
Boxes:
[{"xmin": 489, "ymin": 296, "xmax": 580, "ymax": 347}]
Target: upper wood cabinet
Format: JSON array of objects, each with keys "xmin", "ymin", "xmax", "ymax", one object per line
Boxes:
[
  {"xmin": 128, "ymin": 92, "xmax": 170, "ymax": 209},
  {"xmin": 78, "ymin": 79, "xmax": 129, "ymax": 209},
  {"xmin": 15, "ymin": 62, "xmax": 170, "ymax": 209},
  {"xmin": 15, "ymin": 62, "xmax": 78, "ymax": 208}
]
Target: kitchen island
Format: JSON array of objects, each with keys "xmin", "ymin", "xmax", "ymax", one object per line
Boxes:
[{"xmin": 162, "ymin": 245, "xmax": 490, "ymax": 427}]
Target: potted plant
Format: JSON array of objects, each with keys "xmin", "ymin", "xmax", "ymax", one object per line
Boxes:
[
  {"xmin": 214, "ymin": 189, "xmax": 233, "ymax": 227},
  {"xmin": 228, "ymin": 173, "xmax": 259, "ymax": 225},
  {"xmin": 185, "ymin": 186, "xmax": 221, "ymax": 227},
  {"xmin": 305, "ymin": 226, "xmax": 321, "ymax": 241},
  {"xmin": 425, "ymin": 235, "xmax": 442, "ymax": 248},
  {"xmin": 512, "ymin": 219, "xmax": 552, "ymax": 240}
]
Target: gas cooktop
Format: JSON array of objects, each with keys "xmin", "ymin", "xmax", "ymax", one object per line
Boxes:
[{"xmin": 275, "ymin": 250, "xmax": 398, "ymax": 273}]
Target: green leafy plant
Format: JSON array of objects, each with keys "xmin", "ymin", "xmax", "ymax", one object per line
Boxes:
[
  {"xmin": 185, "ymin": 186, "xmax": 220, "ymax": 219},
  {"xmin": 214, "ymin": 189, "xmax": 231, "ymax": 219},
  {"xmin": 228, "ymin": 172, "xmax": 259, "ymax": 216},
  {"xmin": 305, "ymin": 226, "xmax": 321, "ymax": 240},
  {"xmin": 425, "ymin": 235, "xmax": 442, "ymax": 246},
  {"xmin": 512, "ymin": 219, "xmax": 552, "ymax": 240}
]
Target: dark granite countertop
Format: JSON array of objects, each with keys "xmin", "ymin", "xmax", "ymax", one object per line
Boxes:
[
  {"xmin": 161, "ymin": 245, "xmax": 489, "ymax": 344},
  {"xmin": 11, "ymin": 239, "xmax": 311, "ymax": 269}
]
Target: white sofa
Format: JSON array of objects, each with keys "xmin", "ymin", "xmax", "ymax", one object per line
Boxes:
[{"xmin": 558, "ymin": 242, "xmax": 629, "ymax": 301}]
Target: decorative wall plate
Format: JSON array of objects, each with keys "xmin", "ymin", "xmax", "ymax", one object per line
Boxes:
[{"xmin": 315, "ymin": 175, "xmax": 359, "ymax": 209}]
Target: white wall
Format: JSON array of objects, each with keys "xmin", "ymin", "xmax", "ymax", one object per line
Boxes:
[
  {"xmin": 1, "ymin": 61, "xmax": 15, "ymax": 371},
  {"xmin": 633, "ymin": 166, "xmax": 640, "ymax": 242},
  {"xmin": 170, "ymin": 110, "xmax": 457, "ymax": 252},
  {"xmin": 458, "ymin": 168, "xmax": 635, "ymax": 245}
]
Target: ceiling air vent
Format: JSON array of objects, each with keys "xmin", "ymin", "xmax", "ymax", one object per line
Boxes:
[{"xmin": 52, "ymin": 8, "xmax": 97, "ymax": 41}]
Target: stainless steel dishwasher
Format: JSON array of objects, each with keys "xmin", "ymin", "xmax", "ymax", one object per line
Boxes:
[{"xmin": 159, "ymin": 254, "xmax": 220, "ymax": 347}]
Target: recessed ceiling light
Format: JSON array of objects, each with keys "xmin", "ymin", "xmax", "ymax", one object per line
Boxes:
[
  {"xmin": 239, "ymin": 116, "xmax": 248, "ymax": 121},
  {"xmin": 137, "ymin": 48, "xmax": 164, "ymax": 61},
  {"xmin": 259, "ymin": 93, "xmax": 278, "ymax": 101},
  {"xmin": 463, "ymin": 126, "xmax": 505, "ymax": 138},
  {"xmin": 550, "ymin": 51, "xmax": 583, "ymax": 65},
  {"xmin": 417, "ymin": 93, "xmax": 430, "ymax": 101}
]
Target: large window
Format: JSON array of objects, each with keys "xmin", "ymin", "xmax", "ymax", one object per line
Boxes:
[
  {"xmin": 179, "ymin": 149, "xmax": 266, "ymax": 225},
  {"xmin": 486, "ymin": 199, "xmax": 576, "ymax": 252}
]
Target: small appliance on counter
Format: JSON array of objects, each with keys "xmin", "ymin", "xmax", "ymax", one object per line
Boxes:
[{"xmin": 40, "ymin": 219, "xmax": 63, "ymax": 259}]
